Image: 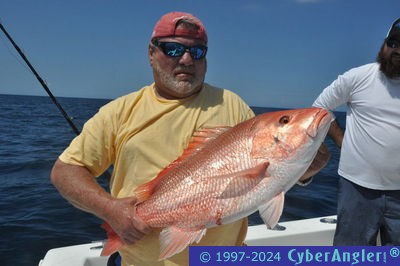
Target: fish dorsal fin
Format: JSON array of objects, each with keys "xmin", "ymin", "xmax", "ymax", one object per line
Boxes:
[
  {"xmin": 258, "ymin": 191, "xmax": 285, "ymax": 229},
  {"xmin": 159, "ymin": 226, "xmax": 207, "ymax": 260},
  {"xmin": 134, "ymin": 127, "xmax": 231, "ymax": 203}
]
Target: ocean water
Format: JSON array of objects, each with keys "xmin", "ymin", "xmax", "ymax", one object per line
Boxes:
[{"xmin": 0, "ymin": 94, "xmax": 344, "ymax": 265}]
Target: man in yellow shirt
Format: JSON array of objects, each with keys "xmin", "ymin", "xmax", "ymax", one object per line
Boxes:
[
  {"xmin": 51, "ymin": 11, "xmax": 328, "ymax": 266},
  {"xmin": 51, "ymin": 11, "xmax": 254, "ymax": 266}
]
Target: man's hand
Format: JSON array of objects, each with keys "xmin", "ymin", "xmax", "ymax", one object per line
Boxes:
[
  {"xmin": 50, "ymin": 159, "xmax": 151, "ymax": 245},
  {"xmin": 105, "ymin": 196, "xmax": 152, "ymax": 245}
]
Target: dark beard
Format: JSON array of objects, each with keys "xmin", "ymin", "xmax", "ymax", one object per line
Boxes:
[{"xmin": 377, "ymin": 45, "xmax": 400, "ymax": 79}]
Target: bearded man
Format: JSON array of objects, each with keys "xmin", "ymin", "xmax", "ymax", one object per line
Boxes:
[{"xmin": 313, "ymin": 18, "xmax": 400, "ymax": 245}]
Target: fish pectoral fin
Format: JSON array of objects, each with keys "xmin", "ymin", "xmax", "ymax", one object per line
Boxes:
[
  {"xmin": 159, "ymin": 226, "xmax": 207, "ymax": 260},
  {"xmin": 258, "ymin": 191, "xmax": 284, "ymax": 229},
  {"xmin": 218, "ymin": 162, "xmax": 270, "ymax": 199}
]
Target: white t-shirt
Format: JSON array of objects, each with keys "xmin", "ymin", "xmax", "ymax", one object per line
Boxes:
[{"xmin": 313, "ymin": 63, "xmax": 400, "ymax": 190}]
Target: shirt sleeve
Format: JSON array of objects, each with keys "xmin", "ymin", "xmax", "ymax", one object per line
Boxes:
[
  {"xmin": 226, "ymin": 89, "xmax": 255, "ymax": 122},
  {"xmin": 312, "ymin": 69, "xmax": 354, "ymax": 111},
  {"xmin": 59, "ymin": 100, "xmax": 119, "ymax": 177}
]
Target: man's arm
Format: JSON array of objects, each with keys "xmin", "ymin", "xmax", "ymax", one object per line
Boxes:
[
  {"xmin": 50, "ymin": 159, "xmax": 151, "ymax": 245},
  {"xmin": 327, "ymin": 120, "xmax": 344, "ymax": 148},
  {"xmin": 297, "ymin": 119, "xmax": 344, "ymax": 185},
  {"xmin": 297, "ymin": 142, "xmax": 331, "ymax": 185}
]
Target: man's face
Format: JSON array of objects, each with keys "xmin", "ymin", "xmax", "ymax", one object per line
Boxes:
[
  {"xmin": 378, "ymin": 35, "xmax": 400, "ymax": 78},
  {"xmin": 149, "ymin": 36, "xmax": 207, "ymax": 100}
]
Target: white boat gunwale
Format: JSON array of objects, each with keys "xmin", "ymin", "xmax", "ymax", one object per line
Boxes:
[{"xmin": 38, "ymin": 215, "xmax": 337, "ymax": 266}]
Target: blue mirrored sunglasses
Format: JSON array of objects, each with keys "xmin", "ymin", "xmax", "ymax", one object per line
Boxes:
[{"xmin": 152, "ymin": 40, "xmax": 207, "ymax": 60}]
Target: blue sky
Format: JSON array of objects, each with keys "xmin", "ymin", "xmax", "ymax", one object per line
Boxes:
[{"xmin": 0, "ymin": 0, "xmax": 399, "ymax": 108}]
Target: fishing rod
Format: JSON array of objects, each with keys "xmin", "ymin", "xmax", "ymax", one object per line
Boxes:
[
  {"xmin": 0, "ymin": 21, "xmax": 80, "ymax": 136},
  {"xmin": 1, "ymin": 21, "xmax": 114, "ymax": 180}
]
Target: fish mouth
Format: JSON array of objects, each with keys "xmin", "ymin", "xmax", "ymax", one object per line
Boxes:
[{"xmin": 307, "ymin": 108, "xmax": 333, "ymax": 138}]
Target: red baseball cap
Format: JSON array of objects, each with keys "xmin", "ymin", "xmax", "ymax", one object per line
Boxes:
[{"xmin": 151, "ymin": 12, "xmax": 208, "ymax": 44}]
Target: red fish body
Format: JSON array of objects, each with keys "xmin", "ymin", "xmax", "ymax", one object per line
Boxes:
[{"xmin": 102, "ymin": 107, "xmax": 333, "ymax": 259}]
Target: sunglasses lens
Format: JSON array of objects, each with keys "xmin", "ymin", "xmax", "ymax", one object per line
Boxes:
[
  {"xmin": 163, "ymin": 43, "xmax": 185, "ymax": 57},
  {"xmin": 190, "ymin": 47, "xmax": 207, "ymax": 59},
  {"xmin": 387, "ymin": 38, "xmax": 400, "ymax": 49},
  {"xmin": 157, "ymin": 42, "xmax": 207, "ymax": 59}
]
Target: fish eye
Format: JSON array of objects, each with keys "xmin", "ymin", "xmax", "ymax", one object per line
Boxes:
[{"xmin": 279, "ymin": 115, "xmax": 290, "ymax": 125}]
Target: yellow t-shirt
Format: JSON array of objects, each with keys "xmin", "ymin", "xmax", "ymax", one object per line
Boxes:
[{"xmin": 59, "ymin": 83, "xmax": 255, "ymax": 266}]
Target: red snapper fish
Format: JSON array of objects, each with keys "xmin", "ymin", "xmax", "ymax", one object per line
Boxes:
[{"xmin": 101, "ymin": 107, "xmax": 332, "ymax": 259}]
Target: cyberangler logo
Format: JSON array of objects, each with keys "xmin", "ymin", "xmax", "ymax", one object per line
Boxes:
[{"xmin": 288, "ymin": 248, "xmax": 387, "ymax": 265}]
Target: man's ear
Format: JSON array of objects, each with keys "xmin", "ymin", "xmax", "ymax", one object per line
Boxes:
[{"xmin": 148, "ymin": 44, "xmax": 155, "ymax": 67}]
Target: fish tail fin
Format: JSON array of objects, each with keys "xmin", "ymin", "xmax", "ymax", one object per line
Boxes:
[{"xmin": 100, "ymin": 222, "xmax": 124, "ymax": 256}]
